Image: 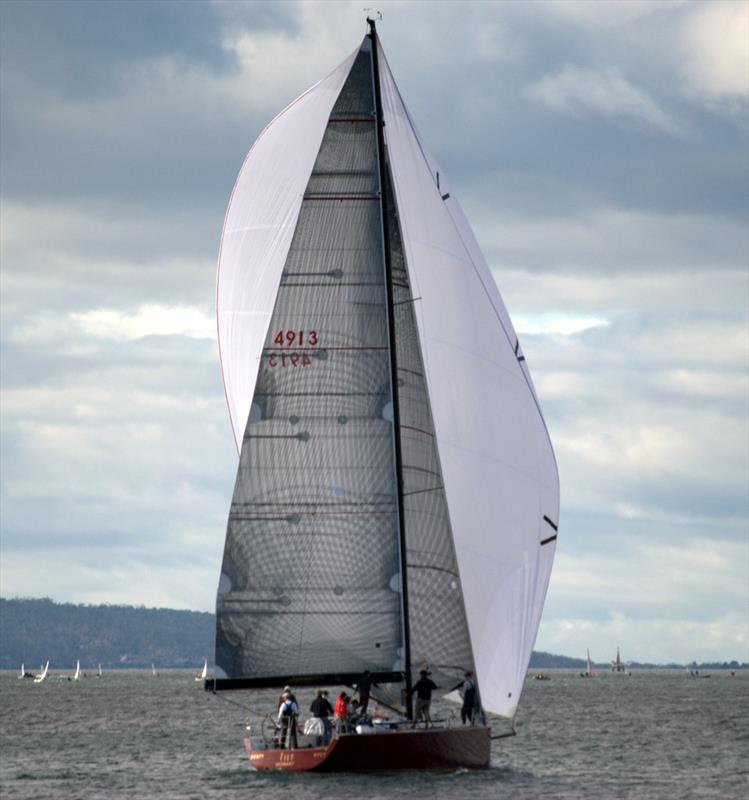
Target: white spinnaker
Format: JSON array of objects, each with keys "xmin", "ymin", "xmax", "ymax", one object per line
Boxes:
[
  {"xmin": 378, "ymin": 46, "xmax": 559, "ymax": 718},
  {"xmin": 217, "ymin": 50, "xmax": 357, "ymax": 452}
]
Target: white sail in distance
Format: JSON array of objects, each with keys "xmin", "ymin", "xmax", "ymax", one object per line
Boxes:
[
  {"xmin": 33, "ymin": 661, "xmax": 49, "ymax": 684},
  {"xmin": 215, "ymin": 29, "xmax": 558, "ymax": 719}
]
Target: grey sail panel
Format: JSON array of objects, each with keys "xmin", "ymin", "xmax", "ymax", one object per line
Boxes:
[
  {"xmin": 216, "ymin": 40, "xmax": 405, "ymax": 683},
  {"xmin": 383, "ymin": 158, "xmax": 476, "ymax": 685}
]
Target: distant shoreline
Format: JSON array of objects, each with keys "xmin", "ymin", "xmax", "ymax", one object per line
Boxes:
[{"xmin": 2, "ymin": 597, "xmax": 746, "ymax": 671}]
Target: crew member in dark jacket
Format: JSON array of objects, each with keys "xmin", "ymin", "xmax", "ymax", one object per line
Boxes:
[
  {"xmin": 354, "ymin": 670, "xmax": 378, "ymax": 714},
  {"xmin": 309, "ymin": 687, "xmax": 334, "ymax": 745},
  {"xmin": 449, "ymin": 671, "xmax": 478, "ymax": 725},
  {"xmin": 410, "ymin": 669, "xmax": 438, "ymax": 728}
]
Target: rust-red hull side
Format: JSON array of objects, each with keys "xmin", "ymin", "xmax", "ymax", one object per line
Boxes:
[{"xmin": 244, "ymin": 726, "xmax": 490, "ymax": 772}]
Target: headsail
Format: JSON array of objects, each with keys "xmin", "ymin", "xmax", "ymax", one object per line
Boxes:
[
  {"xmin": 586, "ymin": 649, "xmax": 595, "ymax": 677},
  {"xmin": 376, "ymin": 44, "xmax": 558, "ymax": 717}
]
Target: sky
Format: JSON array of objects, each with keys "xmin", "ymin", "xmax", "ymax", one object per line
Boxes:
[{"xmin": 1, "ymin": 0, "xmax": 747, "ymax": 665}]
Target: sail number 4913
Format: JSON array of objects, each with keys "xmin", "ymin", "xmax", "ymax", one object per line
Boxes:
[
  {"xmin": 274, "ymin": 330, "xmax": 318, "ymax": 347},
  {"xmin": 268, "ymin": 330, "xmax": 319, "ymax": 368}
]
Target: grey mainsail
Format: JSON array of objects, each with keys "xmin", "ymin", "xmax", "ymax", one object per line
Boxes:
[
  {"xmin": 216, "ymin": 40, "xmax": 405, "ymax": 685},
  {"xmin": 214, "ymin": 36, "xmax": 475, "ymax": 690}
]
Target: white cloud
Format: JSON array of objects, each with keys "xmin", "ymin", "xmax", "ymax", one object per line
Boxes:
[
  {"xmin": 514, "ymin": 313, "xmax": 610, "ymax": 336},
  {"xmin": 0, "ymin": 548, "xmax": 222, "ymax": 611},
  {"xmin": 679, "ymin": 1, "xmax": 749, "ymax": 103},
  {"xmin": 538, "ymin": 612, "xmax": 748, "ymax": 665},
  {"xmin": 539, "ymin": 537, "xmax": 749, "ymax": 662},
  {"xmin": 543, "ymin": 0, "xmax": 681, "ymax": 31},
  {"xmin": 493, "ymin": 268, "xmax": 748, "ymax": 320},
  {"xmin": 525, "ymin": 64, "xmax": 683, "ymax": 134},
  {"xmin": 475, "ymin": 208, "xmax": 747, "ymax": 276},
  {"xmin": 70, "ymin": 305, "xmax": 215, "ymax": 341}
]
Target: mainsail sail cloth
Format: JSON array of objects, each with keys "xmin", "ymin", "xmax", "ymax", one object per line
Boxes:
[{"xmin": 215, "ymin": 30, "xmax": 558, "ymax": 720}]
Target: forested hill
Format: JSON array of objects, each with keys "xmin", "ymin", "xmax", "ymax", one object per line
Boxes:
[
  {"xmin": 1, "ymin": 599, "xmax": 744, "ymax": 671},
  {"xmin": 3, "ymin": 598, "xmax": 585, "ymax": 670},
  {"xmin": 0, "ymin": 598, "xmax": 214, "ymax": 670}
]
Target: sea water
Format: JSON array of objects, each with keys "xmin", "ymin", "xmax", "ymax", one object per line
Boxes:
[{"xmin": 1, "ymin": 669, "xmax": 746, "ymax": 799}]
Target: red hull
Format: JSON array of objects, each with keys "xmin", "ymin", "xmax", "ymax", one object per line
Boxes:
[{"xmin": 244, "ymin": 726, "xmax": 490, "ymax": 771}]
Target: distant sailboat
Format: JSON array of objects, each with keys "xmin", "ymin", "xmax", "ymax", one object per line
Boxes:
[
  {"xmin": 151, "ymin": 663, "xmax": 159, "ymax": 677},
  {"xmin": 73, "ymin": 660, "xmax": 81, "ymax": 681},
  {"xmin": 195, "ymin": 658, "xmax": 208, "ymax": 682},
  {"xmin": 33, "ymin": 661, "xmax": 49, "ymax": 684},
  {"xmin": 581, "ymin": 649, "xmax": 596, "ymax": 677},
  {"xmin": 97, "ymin": 663, "xmax": 103, "ymax": 678},
  {"xmin": 611, "ymin": 647, "xmax": 628, "ymax": 674}
]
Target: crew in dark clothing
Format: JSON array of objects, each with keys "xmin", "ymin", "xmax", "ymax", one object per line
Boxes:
[
  {"xmin": 410, "ymin": 669, "xmax": 438, "ymax": 728},
  {"xmin": 449, "ymin": 671, "xmax": 478, "ymax": 725},
  {"xmin": 309, "ymin": 687, "xmax": 334, "ymax": 745},
  {"xmin": 354, "ymin": 670, "xmax": 378, "ymax": 714}
]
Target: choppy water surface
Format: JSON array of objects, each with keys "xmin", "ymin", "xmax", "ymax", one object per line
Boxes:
[{"xmin": 1, "ymin": 669, "xmax": 746, "ymax": 799}]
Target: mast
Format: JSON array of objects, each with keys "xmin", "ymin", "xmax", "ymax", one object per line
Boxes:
[{"xmin": 368, "ymin": 16, "xmax": 413, "ymax": 719}]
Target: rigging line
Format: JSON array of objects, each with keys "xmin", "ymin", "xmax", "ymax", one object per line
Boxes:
[
  {"xmin": 490, "ymin": 728, "xmax": 518, "ymax": 741},
  {"xmin": 407, "ymin": 564, "xmax": 459, "ymax": 578},
  {"xmin": 261, "ymin": 346, "xmax": 388, "ymax": 351},
  {"xmin": 381, "ymin": 53, "xmax": 558, "ymax": 472},
  {"xmin": 402, "ymin": 485, "xmax": 444, "ymax": 497},
  {"xmin": 346, "ymin": 685, "xmax": 405, "ymax": 717},
  {"xmin": 209, "ymin": 687, "xmax": 265, "ymax": 717},
  {"xmin": 400, "ymin": 424, "xmax": 433, "ymax": 437}
]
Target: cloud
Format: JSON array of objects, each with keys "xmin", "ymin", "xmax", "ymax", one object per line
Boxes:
[
  {"xmin": 538, "ymin": 536, "xmax": 748, "ymax": 662},
  {"xmin": 538, "ymin": 612, "xmax": 748, "ymax": 665},
  {"xmin": 0, "ymin": 0, "xmax": 747, "ymax": 664},
  {"xmin": 475, "ymin": 209, "xmax": 747, "ymax": 275},
  {"xmin": 526, "ymin": 64, "xmax": 684, "ymax": 135},
  {"xmin": 679, "ymin": 1, "xmax": 749, "ymax": 104},
  {"xmin": 70, "ymin": 305, "xmax": 215, "ymax": 342},
  {"xmin": 514, "ymin": 313, "xmax": 610, "ymax": 336}
]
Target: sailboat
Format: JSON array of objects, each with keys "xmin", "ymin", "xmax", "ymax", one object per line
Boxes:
[
  {"xmin": 33, "ymin": 661, "xmax": 49, "ymax": 684},
  {"xmin": 97, "ymin": 664, "xmax": 103, "ymax": 678},
  {"xmin": 611, "ymin": 647, "xmax": 628, "ymax": 674},
  {"xmin": 72, "ymin": 659, "xmax": 81, "ymax": 681},
  {"xmin": 581, "ymin": 649, "xmax": 596, "ymax": 677},
  {"xmin": 151, "ymin": 663, "xmax": 159, "ymax": 678},
  {"xmin": 19, "ymin": 663, "xmax": 31, "ymax": 679},
  {"xmin": 208, "ymin": 18, "xmax": 559, "ymax": 772},
  {"xmin": 195, "ymin": 659, "xmax": 208, "ymax": 682}
]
